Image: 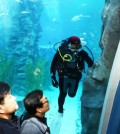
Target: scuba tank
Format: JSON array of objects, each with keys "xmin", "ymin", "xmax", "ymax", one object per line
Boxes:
[
  {"xmin": 53, "ymin": 38, "xmax": 94, "ymax": 63},
  {"xmin": 54, "ymin": 38, "xmax": 73, "ymax": 62},
  {"xmin": 53, "ymin": 38, "xmax": 69, "ymax": 52}
]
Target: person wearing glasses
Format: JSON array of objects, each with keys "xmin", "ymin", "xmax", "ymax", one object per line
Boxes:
[
  {"xmin": 20, "ymin": 89, "xmax": 50, "ymax": 134},
  {"xmin": 50, "ymin": 36, "xmax": 94, "ymax": 113}
]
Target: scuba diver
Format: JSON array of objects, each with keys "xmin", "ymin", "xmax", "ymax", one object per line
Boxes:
[{"xmin": 50, "ymin": 36, "xmax": 94, "ymax": 113}]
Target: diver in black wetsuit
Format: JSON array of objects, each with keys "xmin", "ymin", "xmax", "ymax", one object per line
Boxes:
[{"xmin": 50, "ymin": 36, "xmax": 93, "ymax": 113}]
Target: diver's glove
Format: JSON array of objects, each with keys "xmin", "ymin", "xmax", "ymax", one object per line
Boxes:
[{"xmin": 51, "ymin": 74, "xmax": 59, "ymax": 88}]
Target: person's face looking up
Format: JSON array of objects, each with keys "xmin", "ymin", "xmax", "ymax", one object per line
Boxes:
[
  {"xmin": 0, "ymin": 92, "xmax": 18, "ymax": 115},
  {"xmin": 36, "ymin": 95, "xmax": 50, "ymax": 116}
]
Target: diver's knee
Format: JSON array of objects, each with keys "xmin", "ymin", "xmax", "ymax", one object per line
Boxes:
[{"xmin": 68, "ymin": 93, "xmax": 76, "ymax": 97}]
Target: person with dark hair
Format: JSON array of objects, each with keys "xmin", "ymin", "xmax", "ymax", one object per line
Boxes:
[
  {"xmin": 50, "ymin": 36, "xmax": 94, "ymax": 113},
  {"xmin": 21, "ymin": 89, "xmax": 50, "ymax": 134},
  {"xmin": 0, "ymin": 81, "xmax": 20, "ymax": 134}
]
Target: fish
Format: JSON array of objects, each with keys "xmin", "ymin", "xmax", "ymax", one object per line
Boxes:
[
  {"xmin": 29, "ymin": 0, "xmax": 38, "ymax": 2},
  {"xmin": 81, "ymin": 4, "xmax": 87, "ymax": 7},
  {"xmin": 89, "ymin": 32, "xmax": 95, "ymax": 37},
  {"xmin": 15, "ymin": 0, "xmax": 23, "ymax": 3},
  {"xmin": 52, "ymin": 18, "xmax": 57, "ymax": 22},
  {"xmin": 0, "ymin": 13, "xmax": 7, "ymax": 16},
  {"xmin": 71, "ymin": 14, "xmax": 91, "ymax": 22},
  {"xmin": 43, "ymin": 2, "xmax": 49, "ymax": 5},
  {"xmin": 20, "ymin": 11, "xmax": 30, "ymax": 14},
  {"xmin": 83, "ymin": 32, "xmax": 86, "ymax": 35},
  {"xmin": 71, "ymin": 15, "xmax": 80, "ymax": 22}
]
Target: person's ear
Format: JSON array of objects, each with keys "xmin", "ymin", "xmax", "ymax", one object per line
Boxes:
[{"xmin": 0, "ymin": 105, "xmax": 4, "ymax": 114}]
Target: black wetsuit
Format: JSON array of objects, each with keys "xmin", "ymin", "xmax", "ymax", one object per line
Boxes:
[{"xmin": 50, "ymin": 48, "xmax": 93, "ymax": 112}]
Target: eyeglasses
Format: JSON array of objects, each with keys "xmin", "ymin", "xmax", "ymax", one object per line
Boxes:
[{"xmin": 42, "ymin": 100, "xmax": 48, "ymax": 105}]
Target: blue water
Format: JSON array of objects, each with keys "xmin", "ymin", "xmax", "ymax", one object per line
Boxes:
[{"xmin": 0, "ymin": 0, "xmax": 104, "ymax": 133}]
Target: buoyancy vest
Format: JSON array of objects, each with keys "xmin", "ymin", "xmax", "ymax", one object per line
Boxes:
[{"xmin": 57, "ymin": 48, "xmax": 84, "ymax": 77}]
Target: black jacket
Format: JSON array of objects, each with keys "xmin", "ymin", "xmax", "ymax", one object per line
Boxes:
[
  {"xmin": 0, "ymin": 117, "xmax": 20, "ymax": 134},
  {"xmin": 50, "ymin": 49, "xmax": 93, "ymax": 77}
]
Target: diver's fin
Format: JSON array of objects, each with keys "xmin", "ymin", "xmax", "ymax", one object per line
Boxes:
[{"xmin": 50, "ymin": 112, "xmax": 63, "ymax": 134}]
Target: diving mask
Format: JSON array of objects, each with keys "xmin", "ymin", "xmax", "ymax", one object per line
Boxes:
[{"xmin": 68, "ymin": 43, "xmax": 82, "ymax": 52}]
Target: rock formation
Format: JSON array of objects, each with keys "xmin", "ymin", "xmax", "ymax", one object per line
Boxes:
[{"xmin": 81, "ymin": 0, "xmax": 120, "ymax": 133}]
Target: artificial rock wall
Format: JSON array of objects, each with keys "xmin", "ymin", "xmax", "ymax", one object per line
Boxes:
[{"xmin": 81, "ymin": 0, "xmax": 120, "ymax": 134}]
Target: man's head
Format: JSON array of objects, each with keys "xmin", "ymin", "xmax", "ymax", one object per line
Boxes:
[
  {"xmin": 68, "ymin": 36, "xmax": 82, "ymax": 51},
  {"xmin": 24, "ymin": 89, "xmax": 50, "ymax": 117},
  {"xmin": 0, "ymin": 82, "xmax": 18, "ymax": 119}
]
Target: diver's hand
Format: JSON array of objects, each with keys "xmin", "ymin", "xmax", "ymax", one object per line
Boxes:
[
  {"xmin": 51, "ymin": 76, "xmax": 59, "ymax": 88},
  {"xmin": 52, "ymin": 79, "xmax": 59, "ymax": 88}
]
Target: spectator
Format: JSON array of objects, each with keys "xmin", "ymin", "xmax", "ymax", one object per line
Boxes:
[
  {"xmin": 21, "ymin": 89, "xmax": 50, "ymax": 134},
  {"xmin": 0, "ymin": 81, "xmax": 20, "ymax": 134}
]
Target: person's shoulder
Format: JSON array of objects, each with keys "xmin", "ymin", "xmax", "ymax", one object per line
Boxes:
[
  {"xmin": 21, "ymin": 118, "xmax": 40, "ymax": 131},
  {"xmin": 30, "ymin": 117, "xmax": 48, "ymax": 132},
  {"xmin": 81, "ymin": 49, "xmax": 87, "ymax": 53},
  {"xmin": 21, "ymin": 121, "xmax": 39, "ymax": 134},
  {"xmin": 21, "ymin": 117, "xmax": 45, "ymax": 134},
  {"xmin": 0, "ymin": 117, "xmax": 20, "ymax": 134},
  {"xmin": 21, "ymin": 119, "xmax": 30, "ymax": 127},
  {"xmin": 79, "ymin": 49, "xmax": 88, "ymax": 55},
  {"xmin": 21, "ymin": 117, "xmax": 41, "ymax": 127},
  {"xmin": 53, "ymin": 51, "xmax": 60, "ymax": 58}
]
